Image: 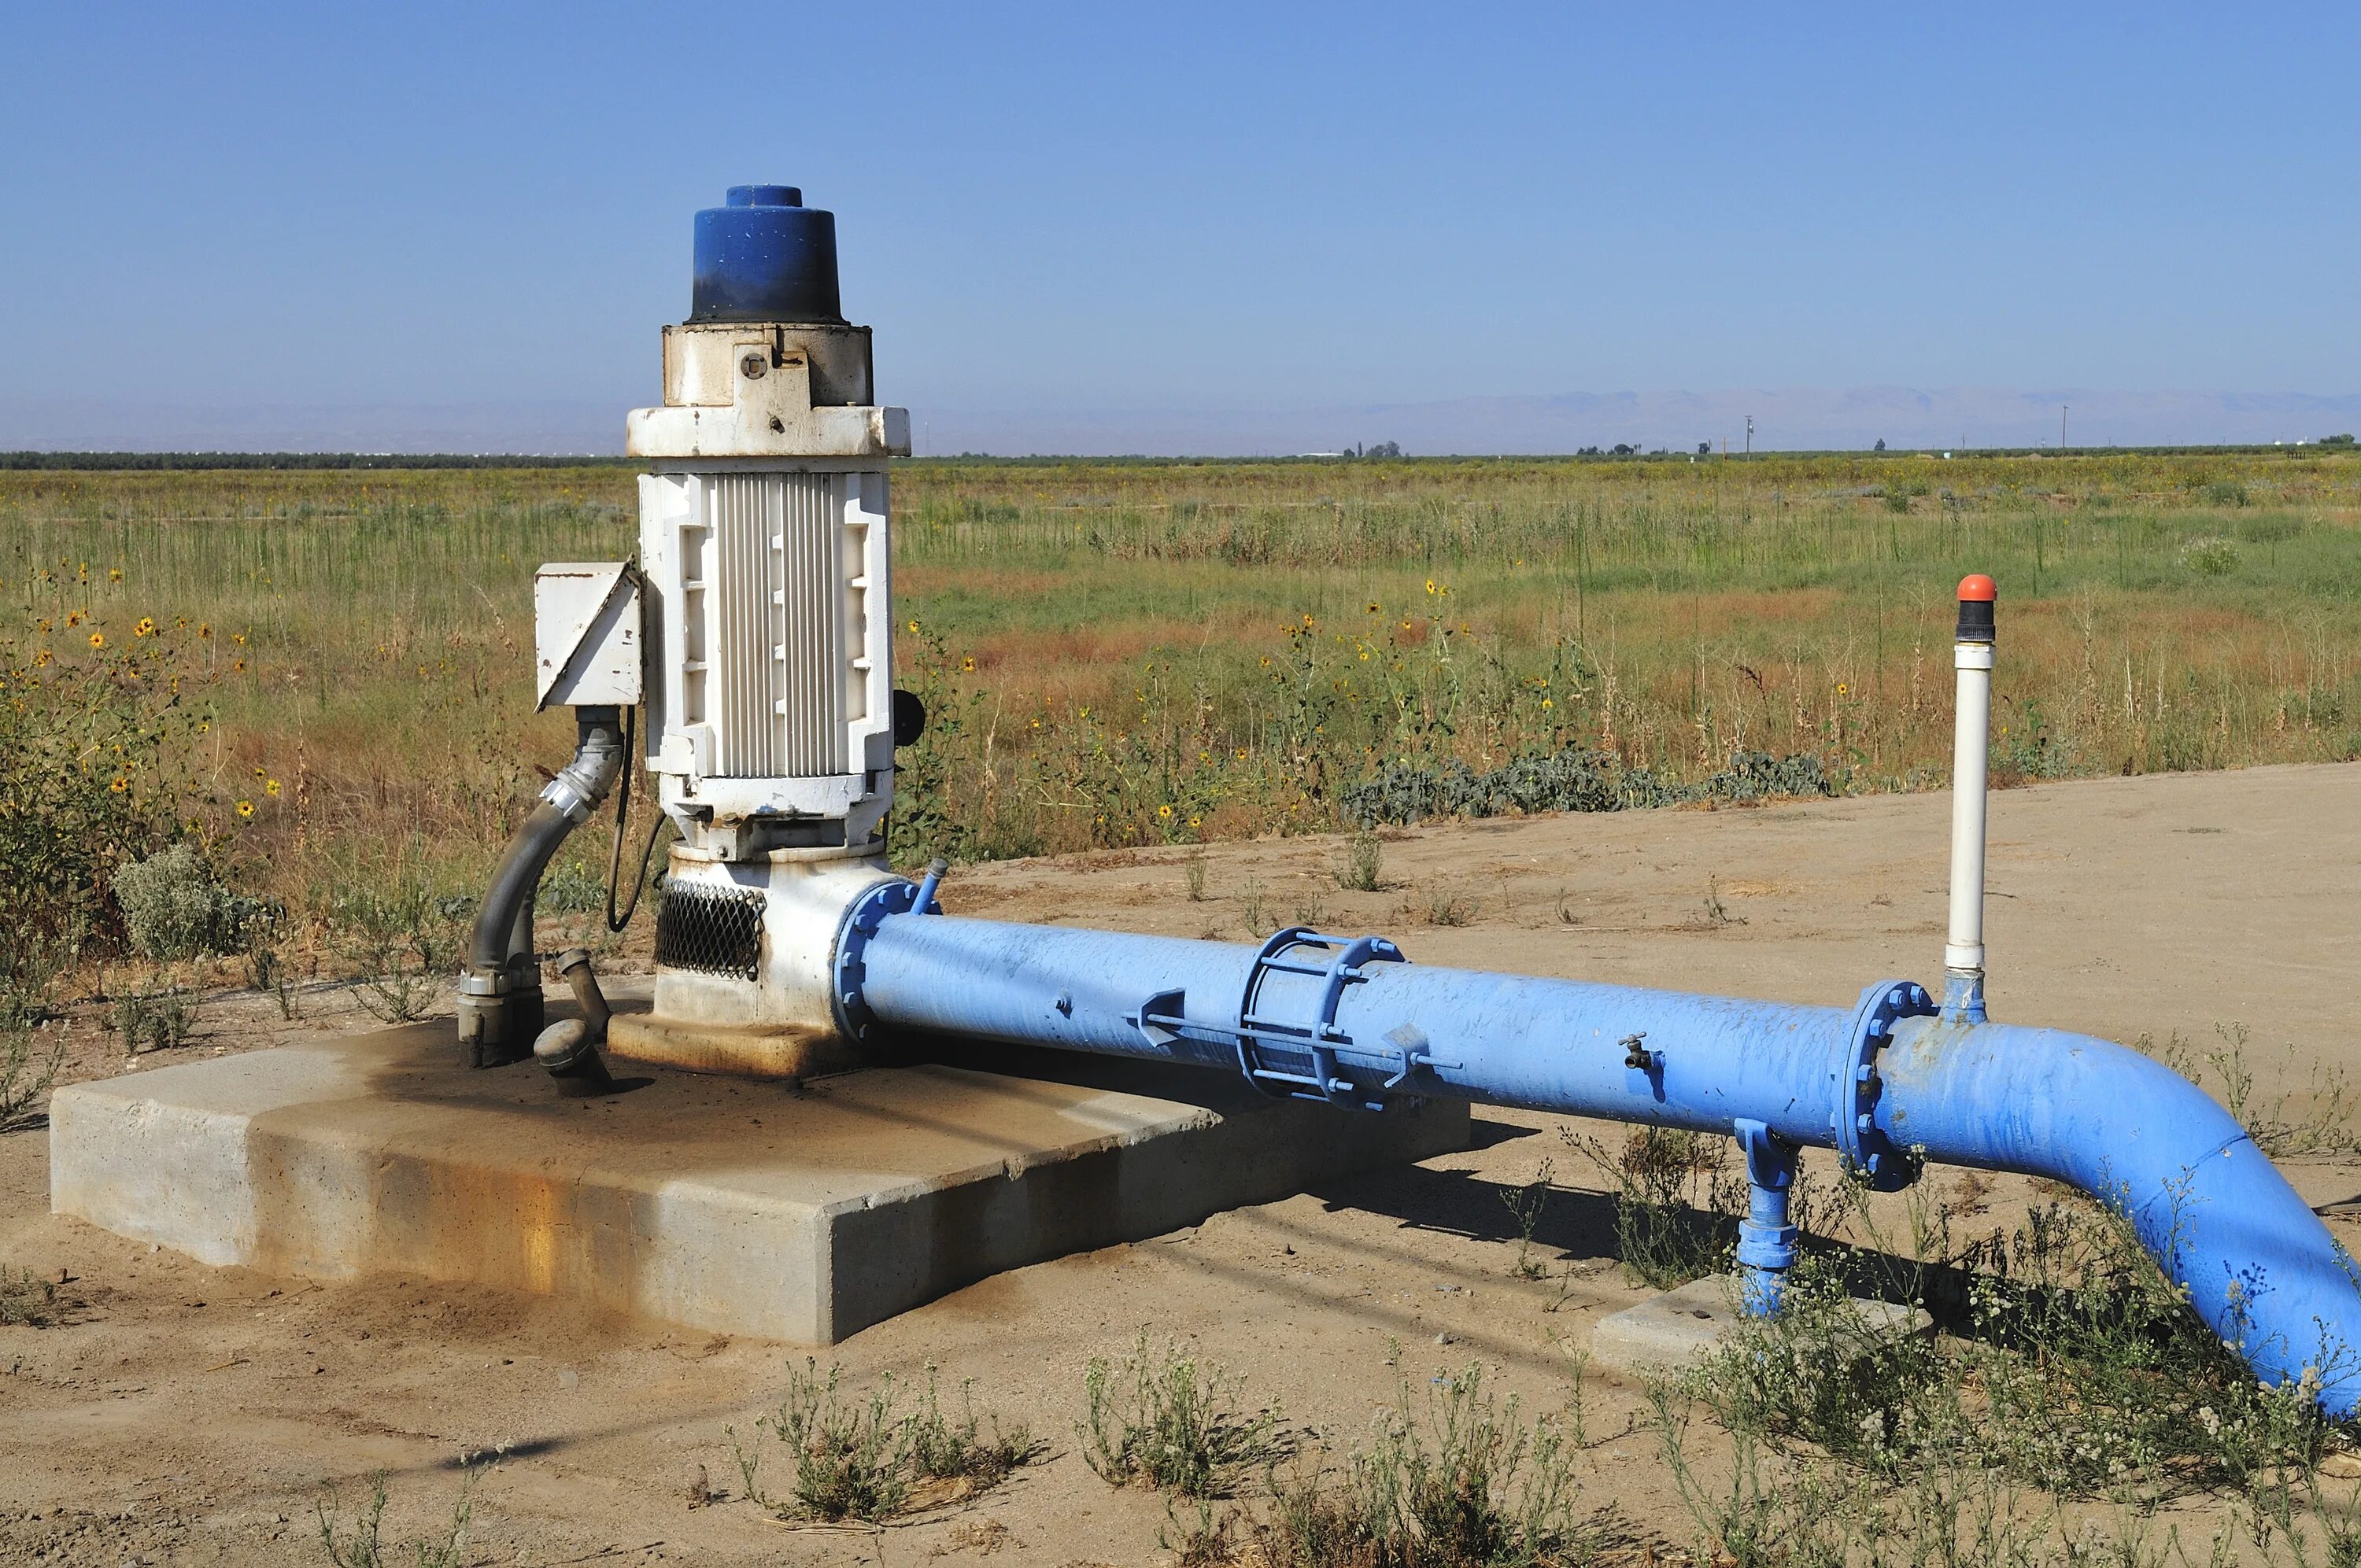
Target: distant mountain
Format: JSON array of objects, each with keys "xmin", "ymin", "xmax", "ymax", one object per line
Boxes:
[{"xmin": 7, "ymin": 387, "xmax": 2358, "ymax": 459}]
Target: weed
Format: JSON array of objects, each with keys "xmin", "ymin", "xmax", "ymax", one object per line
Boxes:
[
  {"xmin": 1081, "ymin": 1333, "xmax": 1290, "ymax": 1500},
  {"xmin": 1240, "ymin": 878, "xmax": 1273, "ymax": 939},
  {"xmin": 0, "ymin": 1024, "xmax": 64, "ymax": 1129},
  {"xmin": 1338, "ymin": 831, "xmax": 1385, "ymax": 892},
  {"xmin": 17, "ymin": 455, "xmax": 2361, "ymax": 908},
  {"xmin": 1348, "ymin": 747, "xmax": 1831, "ymax": 831},
  {"xmin": 0, "ymin": 601, "xmax": 211, "ymax": 994},
  {"xmin": 1500, "ymin": 1159, "xmax": 1556, "ymax": 1281},
  {"xmin": 333, "ymin": 881, "xmax": 467, "ymax": 1024},
  {"xmin": 1251, "ymin": 1367, "xmax": 1603, "ymax": 1567},
  {"xmin": 245, "ymin": 935, "xmax": 280, "ymax": 994},
  {"xmin": 2152, "ymin": 1024, "xmax": 2360, "ymax": 1157},
  {"xmin": 0, "ymin": 1267, "xmax": 65, "ymax": 1326},
  {"xmin": 1291, "ymin": 891, "xmax": 1330, "ymax": 928},
  {"xmin": 1698, "ymin": 875, "xmax": 1745, "ymax": 928},
  {"xmin": 749, "ymin": 1360, "xmax": 911, "ymax": 1521},
  {"xmin": 1185, "ymin": 852, "xmax": 1210, "ymax": 902},
  {"xmin": 1648, "ymin": 1175, "xmax": 2361, "ymax": 1565},
  {"xmin": 733, "ymin": 1360, "xmax": 1035, "ymax": 1523},
  {"xmin": 1424, "ymin": 889, "xmax": 1475, "ymax": 927},
  {"xmin": 907, "ymin": 1367, "xmax": 1042, "ymax": 1494},
  {"xmin": 271, "ymin": 963, "xmax": 305, "ymax": 1021},
  {"xmin": 113, "ymin": 984, "xmax": 194, "ymax": 1053},
  {"xmin": 314, "ymin": 1467, "xmax": 480, "ymax": 1568},
  {"xmin": 1563, "ymin": 1124, "xmax": 1736, "ymax": 1288}
]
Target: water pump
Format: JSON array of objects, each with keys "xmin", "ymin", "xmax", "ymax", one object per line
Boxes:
[{"xmin": 460, "ymin": 184, "xmax": 910, "ymax": 1075}]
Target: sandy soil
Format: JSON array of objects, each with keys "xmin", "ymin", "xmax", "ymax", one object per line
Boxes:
[{"xmin": 4, "ymin": 763, "xmax": 2359, "ymax": 1565}]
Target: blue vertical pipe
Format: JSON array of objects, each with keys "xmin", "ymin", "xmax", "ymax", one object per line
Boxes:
[{"xmin": 841, "ymin": 910, "xmax": 2361, "ymax": 1415}]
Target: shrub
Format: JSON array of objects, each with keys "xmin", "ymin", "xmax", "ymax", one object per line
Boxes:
[
  {"xmin": 329, "ymin": 874, "xmax": 472, "ymax": 1024},
  {"xmin": 731, "ymin": 1360, "xmax": 1037, "ymax": 1522},
  {"xmin": 0, "ymin": 1025, "xmax": 64, "ymax": 1130},
  {"xmin": 113, "ymin": 986, "xmax": 194, "ymax": 1053},
  {"xmin": 1082, "ymin": 1334, "xmax": 1291, "ymax": 1500},
  {"xmin": 1342, "ymin": 746, "xmax": 1829, "ymax": 828},
  {"xmin": 0, "ymin": 619, "xmax": 212, "ymax": 997},
  {"xmin": 2180, "ymin": 534, "xmax": 2241, "ymax": 575},
  {"xmin": 113, "ymin": 841, "xmax": 272, "ymax": 961},
  {"xmin": 1190, "ymin": 1367, "xmax": 1601, "ymax": 1568}
]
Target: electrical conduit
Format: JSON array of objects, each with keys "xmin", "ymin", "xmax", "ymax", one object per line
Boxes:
[{"xmin": 456, "ymin": 707, "xmax": 626, "ymax": 1066}]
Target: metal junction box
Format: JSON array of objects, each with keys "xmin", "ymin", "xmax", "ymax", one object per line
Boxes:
[{"xmin": 534, "ymin": 561, "xmax": 643, "ymax": 710}]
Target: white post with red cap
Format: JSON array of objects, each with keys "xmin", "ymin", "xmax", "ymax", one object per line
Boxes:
[{"xmin": 1945, "ymin": 574, "xmax": 1997, "ymax": 1022}]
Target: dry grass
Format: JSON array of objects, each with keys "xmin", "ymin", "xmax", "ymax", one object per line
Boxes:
[{"xmin": 4, "ymin": 451, "xmax": 2359, "ymax": 922}]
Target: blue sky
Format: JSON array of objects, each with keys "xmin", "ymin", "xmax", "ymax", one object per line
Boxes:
[{"xmin": 2, "ymin": 4, "xmax": 2353, "ymax": 452}]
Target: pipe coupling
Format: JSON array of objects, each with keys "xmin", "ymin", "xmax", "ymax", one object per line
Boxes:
[
  {"xmin": 542, "ymin": 752, "xmax": 619, "ymax": 821},
  {"xmin": 540, "ymin": 708, "xmax": 626, "ymax": 823},
  {"xmin": 1831, "ymin": 979, "xmax": 1935, "ymax": 1190}
]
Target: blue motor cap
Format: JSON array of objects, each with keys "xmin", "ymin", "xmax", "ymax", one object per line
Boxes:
[{"xmin": 689, "ymin": 184, "xmax": 844, "ymax": 324}]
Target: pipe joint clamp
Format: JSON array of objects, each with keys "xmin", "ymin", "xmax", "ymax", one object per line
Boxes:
[{"xmin": 1129, "ymin": 928, "xmax": 1421, "ymax": 1109}]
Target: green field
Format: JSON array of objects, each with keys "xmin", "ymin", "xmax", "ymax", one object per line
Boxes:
[{"xmin": 4, "ymin": 448, "xmax": 2359, "ymax": 937}]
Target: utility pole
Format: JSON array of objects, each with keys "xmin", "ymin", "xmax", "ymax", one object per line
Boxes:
[
  {"xmin": 1745, "ymin": 415, "xmax": 1753, "ymax": 459},
  {"xmin": 2061, "ymin": 404, "xmax": 2069, "ymax": 452}
]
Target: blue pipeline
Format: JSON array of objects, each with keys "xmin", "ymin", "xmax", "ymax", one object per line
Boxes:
[{"xmin": 837, "ymin": 907, "xmax": 2361, "ymax": 1417}]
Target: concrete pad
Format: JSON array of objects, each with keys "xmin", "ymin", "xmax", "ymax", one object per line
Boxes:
[
  {"xmin": 48, "ymin": 1016, "xmax": 1466, "ymax": 1344},
  {"xmin": 1591, "ymin": 1273, "xmax": 1932, "ymax": 1380}
]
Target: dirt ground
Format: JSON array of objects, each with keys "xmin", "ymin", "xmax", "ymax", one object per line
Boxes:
[{"xmin": 4, "ymin": 763, "xmax": 2359, "ymax": 1566}]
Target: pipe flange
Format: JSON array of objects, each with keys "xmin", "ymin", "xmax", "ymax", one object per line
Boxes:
[
  {"xmin": 1833, "ymin": 977, "xmax": 1935, "ymax": 1190},
  {"xmin": 831, "ymin": 876, "xmax": 939, "ymax": 1041}
]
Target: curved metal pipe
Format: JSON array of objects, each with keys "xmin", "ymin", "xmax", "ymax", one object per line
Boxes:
[
  {"xmin": 456, "ymin": 709, "xmax": 626, "ymax": 1066},
  {"xmin": 533, "ymin": 946, "xmax": 616, "ymax": 1095},
  {"xmin": 841, "ymin": 910, "xmax": 2361, "ymax": 1415}
]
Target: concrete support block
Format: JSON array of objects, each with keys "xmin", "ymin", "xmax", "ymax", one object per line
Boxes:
[
  {"xmin": 50, "ymin": 1022, "xmax": 1465, "ymax": 1344},
  {"xmin": 1590, "ymin": 1273, "xmax": 1932, "ymax": 1381}
]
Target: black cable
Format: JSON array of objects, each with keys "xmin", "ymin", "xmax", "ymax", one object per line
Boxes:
[{"xmin": 604, "ymin": 704, "xmax": 670, "ymax": 933}]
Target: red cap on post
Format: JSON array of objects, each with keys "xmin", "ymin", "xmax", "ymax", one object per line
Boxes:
[{"xmin": 1956, "ymin": 574, "xmax": 1997, "ymax": 642}]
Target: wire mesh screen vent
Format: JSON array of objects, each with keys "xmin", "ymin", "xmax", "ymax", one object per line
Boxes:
[{"xmin": 655, "ymin": 883, "xmax": 767, "ymax": 981}]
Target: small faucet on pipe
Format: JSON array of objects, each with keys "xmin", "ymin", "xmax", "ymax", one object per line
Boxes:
[{"xmin": 1944, "ymin": 575, "xmax": 1997, "ymax": 1024}]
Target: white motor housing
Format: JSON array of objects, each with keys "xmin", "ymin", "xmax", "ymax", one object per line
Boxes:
[
  {"xmin": 607, "ymin": 186, "xmax": 913, "ymax": 1075},
  {"xmin": 632, "ymin": 322, "xmax": 909, "ymax": 858}
]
